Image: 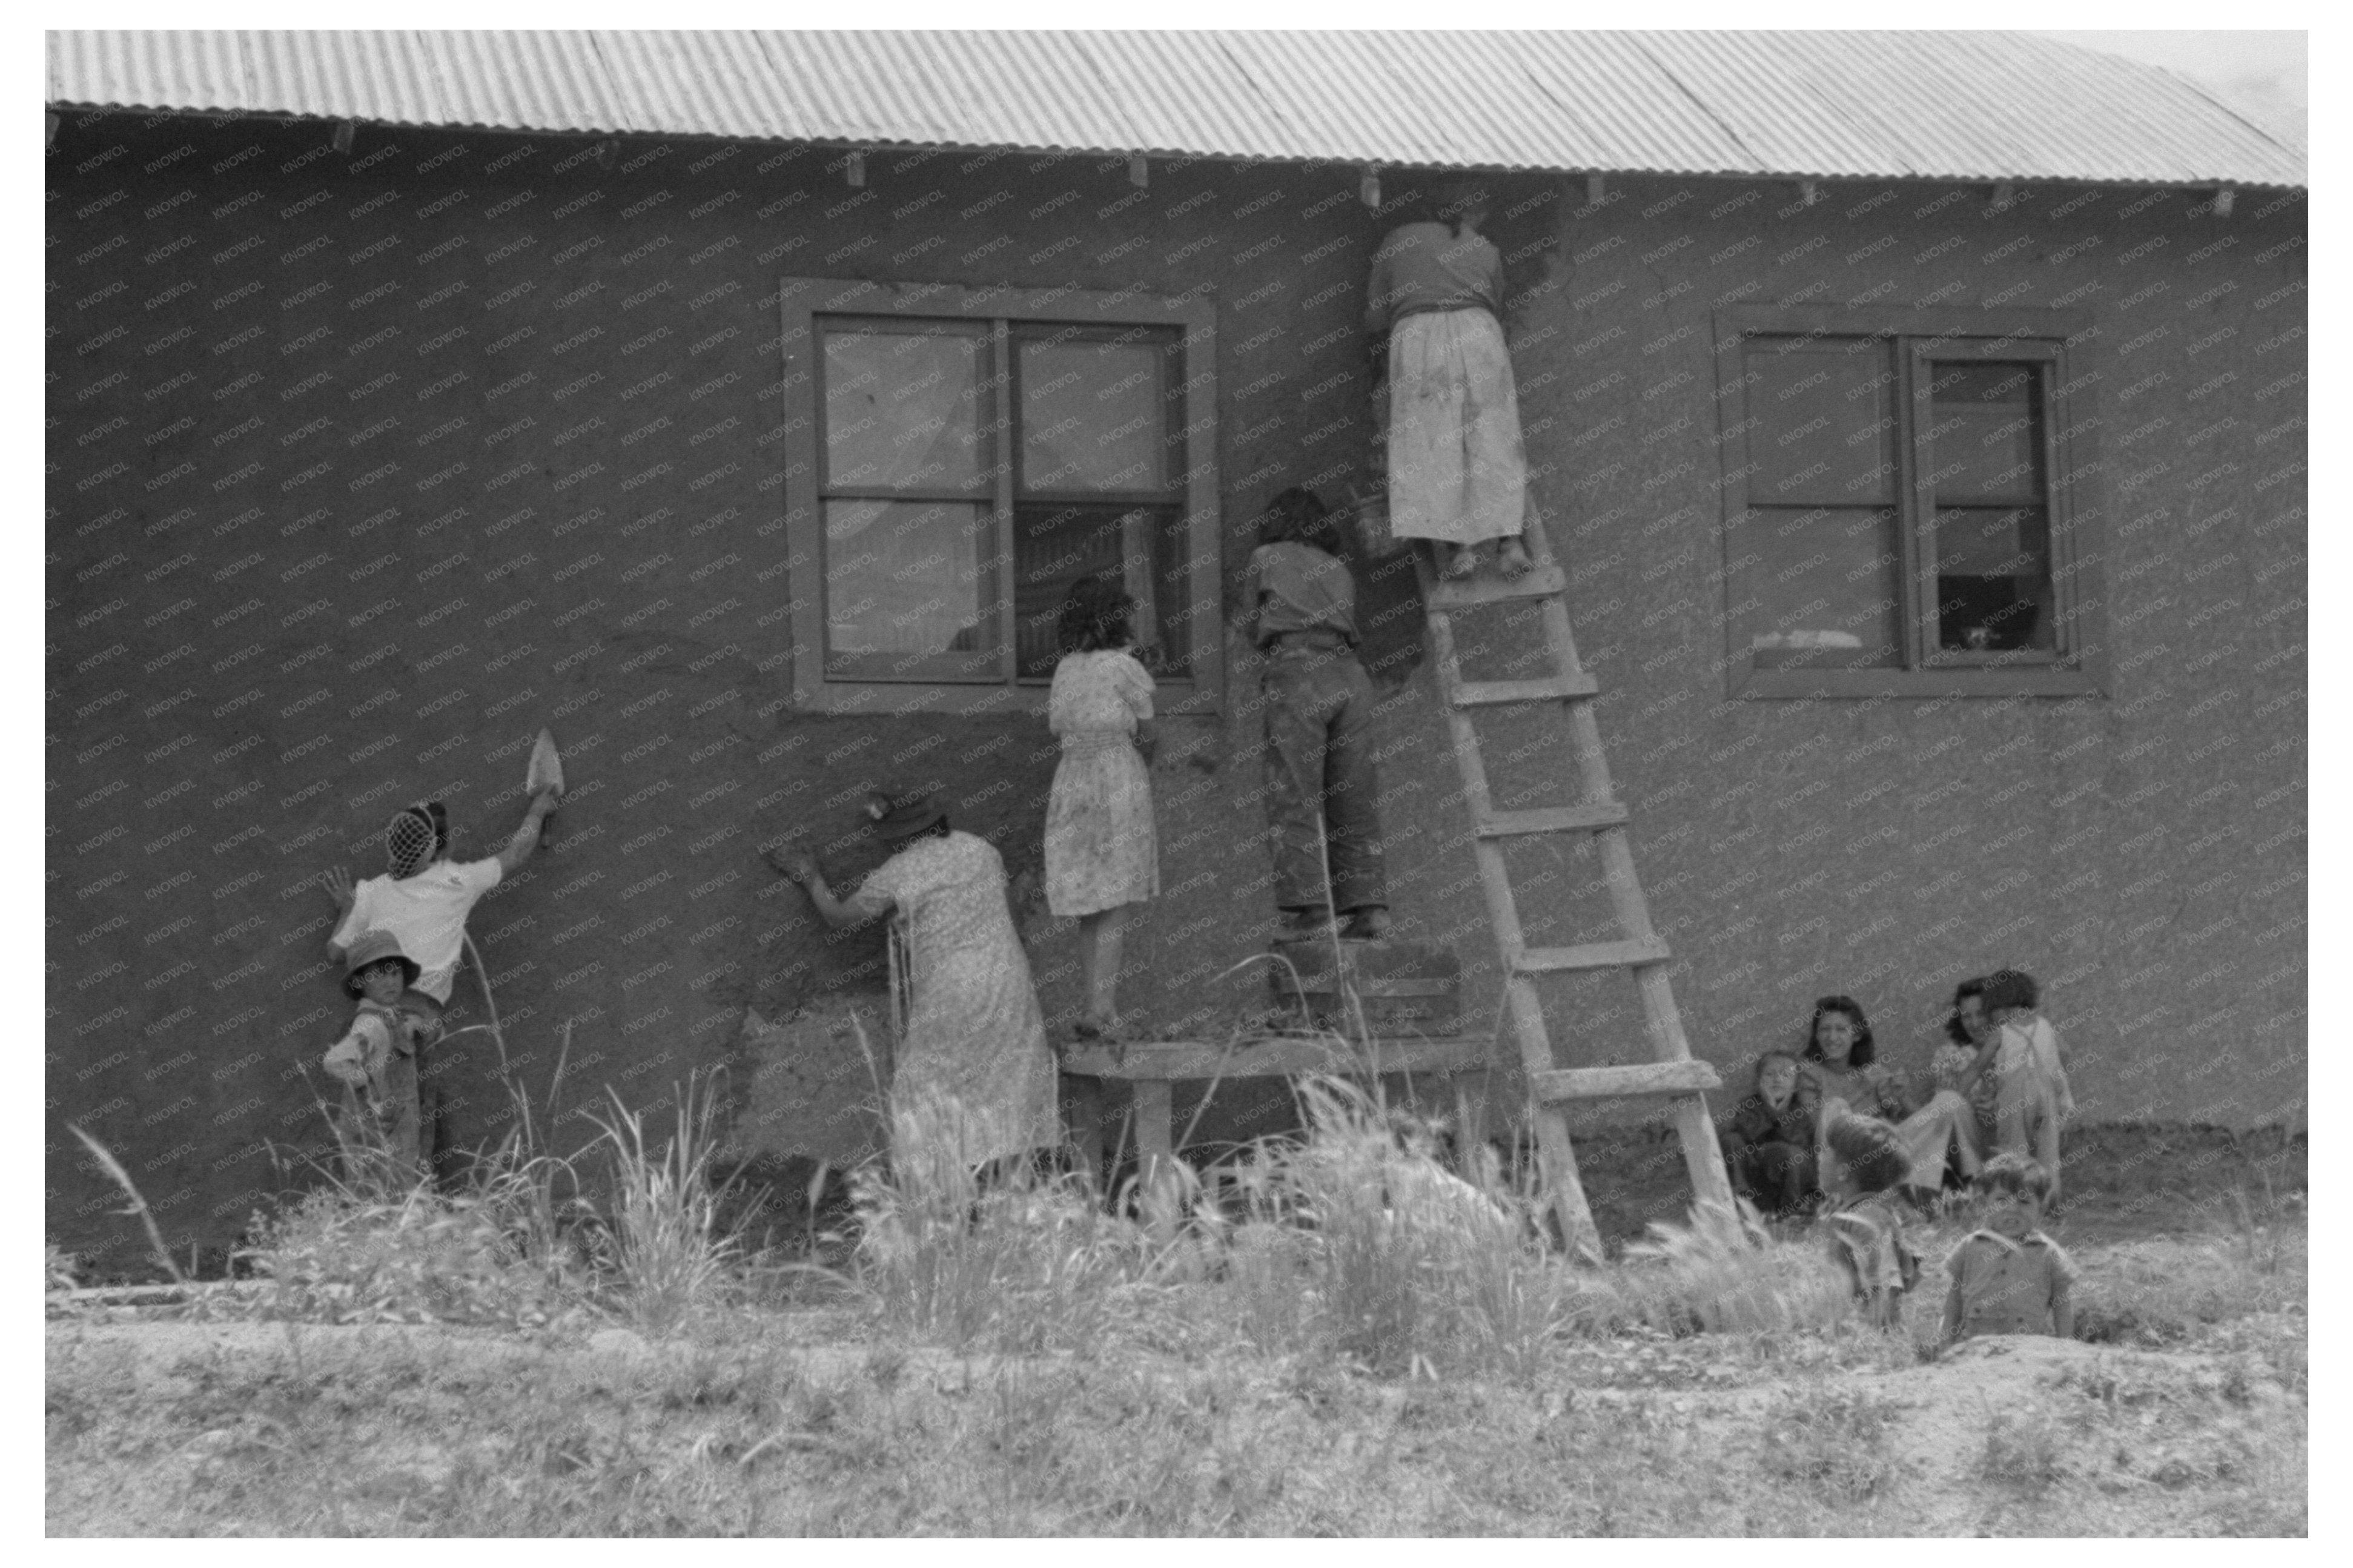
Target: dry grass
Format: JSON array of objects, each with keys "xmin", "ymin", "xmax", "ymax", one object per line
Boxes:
[
  {"xmin": 588, "ymin": 1071, "xmax": 748, "ymax": 1334},
  {"xmin": 46, "ymin": 1050, "xmax": 2306, "ymax": 1535}
]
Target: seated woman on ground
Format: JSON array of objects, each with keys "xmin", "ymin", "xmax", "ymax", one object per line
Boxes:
[
  {"xmin": 1797, "ymin": 994, "xmax": 1982, "ymax": 1207},
  {"xmin": 1930, "ymin": 976, "xmax": 2002, "ymax": 1167}
]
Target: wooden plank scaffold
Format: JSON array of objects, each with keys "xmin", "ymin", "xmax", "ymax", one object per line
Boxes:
[{"xmin": 1065, "ymin": 498, "xmax": 1735, "ymax": 1260}]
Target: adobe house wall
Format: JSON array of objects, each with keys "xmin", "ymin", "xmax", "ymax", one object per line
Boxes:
[
  {"xmin": 1495, "ymin": 175, "xmax": 2306, "ymax": 1134},
  {"xmin": 48, "ymin": 114, "xmax": 2303, "ymax": 1268}
]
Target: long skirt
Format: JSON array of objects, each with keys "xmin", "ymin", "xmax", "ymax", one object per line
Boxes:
[{"xmin": 1385, "ymin": 307, "xmax": 1528, "ymax": 546}]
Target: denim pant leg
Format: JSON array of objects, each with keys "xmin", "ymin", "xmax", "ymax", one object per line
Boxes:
[
  {"xmin": 1262, "ymin": 656, "xmax": 1336, "ymax": 910},
  {"xmin": 1321, "ymin": 656, "xmax": 1388, "ymax": 912}
]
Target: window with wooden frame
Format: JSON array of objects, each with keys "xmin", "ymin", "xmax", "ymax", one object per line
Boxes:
[
  {"xmin": 1713, "ymin": 304, "xmax": 2105, "ymax": 700},
  {"xmin": 777, "ymin": 277, "xmax": 1220, "ymax": 713}
]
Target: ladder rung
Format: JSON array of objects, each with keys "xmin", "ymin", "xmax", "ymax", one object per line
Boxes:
[
  {"xmin": 1514, "ymin": 939, "xmax": 1672, "ymax": 974},
  {"xmin": 1475, "ymin": 802, "xmax": 1629, "ymax": 838},
  {"xmin": 1425, "ymin": 563, "xmax": 1567, "ymax": 610},
  {"xmin": 1450, "ymin": 673, "xmax": 1598, "ymax": 707},
  {"xmin": 1532, "ymin": 1060, "xmax": 1723, "ymax": 1102}
]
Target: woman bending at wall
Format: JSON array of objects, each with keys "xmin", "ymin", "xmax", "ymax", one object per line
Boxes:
[
  {"xmin": 1797, "ymin": 994, "xmax": 1982, "ymax": 1205},
  {"xmin": 767, "ymin": 790, "xmax": 1057, "ymax": 1180},
  {"xmin": 1366, "ymin": 179, "xmax": 1533, "ymax": 581}
]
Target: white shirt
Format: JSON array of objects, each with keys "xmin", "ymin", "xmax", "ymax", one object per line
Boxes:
[{"xmin": 331, "ymin": 858, "xmax": 503, "ymax": 1004}]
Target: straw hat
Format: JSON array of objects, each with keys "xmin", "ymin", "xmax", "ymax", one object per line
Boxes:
[{"xmin": 863, "ymin": 787, "xmax": 946, "ymax": 845}]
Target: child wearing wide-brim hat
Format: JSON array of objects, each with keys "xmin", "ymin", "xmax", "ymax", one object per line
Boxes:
[{"xmin": 323, "ymin": 931, "xmax": 438, "ymax": 1182}]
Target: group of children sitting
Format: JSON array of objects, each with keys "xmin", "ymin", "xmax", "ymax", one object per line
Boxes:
[{"xmin": 1721, "ymin": 970, "xmax": 2082, "ymax": 1343}]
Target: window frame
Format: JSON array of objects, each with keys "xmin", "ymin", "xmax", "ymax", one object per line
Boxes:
[
  {"xmin": 778, "ymin": 276, "xmax": 1222, "ymax": 715},
  {"xmin": 1712, "ymin": 302, "xmax": 2107, "ymax": 701}
]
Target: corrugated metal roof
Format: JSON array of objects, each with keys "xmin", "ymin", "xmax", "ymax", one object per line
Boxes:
[{"xmin": 45, "ymin": 29, "xmax": 2307, "ymax": 190}]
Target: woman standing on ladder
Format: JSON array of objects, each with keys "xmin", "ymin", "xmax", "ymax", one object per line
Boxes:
[{"xmin": 1367, "ymin": 178, "xmax": 1534, "ymax": 581}]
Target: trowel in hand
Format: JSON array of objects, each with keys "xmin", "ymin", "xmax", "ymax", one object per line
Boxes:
[{"xmin": 526, "ymin": 727, "xmax": 565, "ymax": 845}]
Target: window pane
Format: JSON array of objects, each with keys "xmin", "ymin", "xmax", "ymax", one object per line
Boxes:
[
  {"xmin": 1019, "ymin": 340, "xmax": 1169, "ymax": 493},
  {"xmin": 1733, "ymin": 506, "xmax": 1902, "ymax": 668},
  {"xmin": 1013, "ymin": 503, "xmax": 1185, "ymax": 678},
  {"xmin": 1924, "ymin": 362, "xmax": 2042, "ymax": 504},
  {"xmin": 822, "ymin": 328, "xmax": 987, "ymax": 492},
  {"xmin": 1744, "ymin": 340, "xmax": 1895, "ymax": 506},
  {"xmin": 824, "ymin": 499, "xmax": 991, "ymax": 659},
  {"xmin": 1933, "ymin": 506, "xmax": 2055, "ymax": 653}
]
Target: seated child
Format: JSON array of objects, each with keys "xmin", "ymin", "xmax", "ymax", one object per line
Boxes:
[
  {"xmin": 1817, "ymin": 1103, "xmax": 1922, "ymax": 1330},
  {"xmin": 321, "ymin": 931, "xmax": 441, "ymax": 1181},
  {"xmin": 1941, "ymin": 1153, "xmax": 2081, "ymax": 1345},
  {"xmin": 1719, "ymin": 1049, "xmax": 1816, "ymax": 1216}
]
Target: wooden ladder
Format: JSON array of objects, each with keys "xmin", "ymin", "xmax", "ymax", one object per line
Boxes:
[{"xmin": 1406, "ymin": 506, "xmax": 1736, "ymax": 1261}]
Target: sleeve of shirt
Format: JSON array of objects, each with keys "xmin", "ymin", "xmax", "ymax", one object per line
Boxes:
[
  {"xmin": 1119, "ymin": 653, "xmax": 1155, "ymax": 720},
  {"xmin": 2043, "ymin": 1241, "xmax": 2083, "ymax": 1291},
  {"xmin": 843, "ymin": 857, "xmax": 902, "ymax": 923},
  {"xmin": 1477, "ymin": 239, "xmax": 1506, "ymax": 317}
]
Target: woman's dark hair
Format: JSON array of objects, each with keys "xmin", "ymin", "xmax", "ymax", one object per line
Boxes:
[
  {"xmin": 1261, "ymin": 486, "xmax": 1344, "ymax": 554},
  {"xmin": 1802, "ymin": 995, "xmax": 1876, "ymax": 1068},
  {"xmin": 1944, "ymin": 977, "xmax": 1990, "ymax": 1045},
  {"xmin": 1055, "ymin": 574, "xmax": 1136, "ymax": 655},
  {"xmin": 1983, "ymin": 968, "xmax": 2039, "ymax": 1014}
]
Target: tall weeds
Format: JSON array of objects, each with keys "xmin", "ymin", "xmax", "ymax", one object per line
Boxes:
[
  {"xmin": 587, "ymin": 1070, "xmax": 745, "ymax": 1333},
  {"xmin": 852, "ymin": 1092, "xmax": 1192, "ymax": 1353},
  {"xmin": 1612, "ymin": 1199, "xmax": 1857, "ymax": 1336}
]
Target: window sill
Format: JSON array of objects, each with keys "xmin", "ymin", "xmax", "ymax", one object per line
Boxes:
[
  {"xmin": 1729, "ymin": 666, "xmax": 2104, "ymax": 701},
  {"xmin": 799, "ymin": 680, "xmax": 1217, "ymax": 718}
]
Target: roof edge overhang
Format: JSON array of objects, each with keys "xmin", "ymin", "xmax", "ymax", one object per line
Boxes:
[{"xmin": 41, "ymin": 102, "xmax": 2312, "ymax": 196}]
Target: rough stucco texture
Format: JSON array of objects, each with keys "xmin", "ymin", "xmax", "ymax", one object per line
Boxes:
[{"xmin": 48, "ymin": 116, "xmax": 2304, "ymax": 1266}]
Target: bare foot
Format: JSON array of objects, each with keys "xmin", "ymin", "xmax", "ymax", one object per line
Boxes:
[
  {"xmin": 1439, "ymin": 544, "xmax": 1481, "ymax": 580},
  {"xmin": 1495, "ymin": 537, "xmax": 1532, "ymax": 577}
]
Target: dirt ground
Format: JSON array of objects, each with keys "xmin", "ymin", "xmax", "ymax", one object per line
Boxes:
[
  {"xmin": 45, "ymin": 1303, "xmax": 2303, "ymax": 1537},
  {"xmin": 47, "ymin": 1125, "xmax": 2306, "ymax": 1535}
]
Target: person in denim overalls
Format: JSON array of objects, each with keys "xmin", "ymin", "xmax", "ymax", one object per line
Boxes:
[{"xmin": 1245, "ymin": 487, "xmax": 1391, "ymax": 939}]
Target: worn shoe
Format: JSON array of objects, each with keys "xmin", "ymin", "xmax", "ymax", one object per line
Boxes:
[
  {"xmin": 1495, "ymin": 537, "xmax": 1534, "ymax": 578},
  {"xmin": 1339, "ymin": 905, "xmax": 1392, "ymax": 940},
  {"xmin": 1280, "ymin": 907, "xmax": 1335, "ymax": 936},
  {"xmin": 1438, "ymin": 543, "xmax": 1481, "ymax": 580}
]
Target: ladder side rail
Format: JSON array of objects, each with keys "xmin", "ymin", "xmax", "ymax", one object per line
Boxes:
[{"xmin": 1527, "ymin": 511, "xmax": 1732, "ymax": 1208}]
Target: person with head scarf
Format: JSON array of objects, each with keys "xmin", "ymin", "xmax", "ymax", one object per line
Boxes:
[
  {"xmin": 767, "ymin": 789, "xmax": 1057, "ymax": 1177},
  {"xmin": 322, "ymin": 787, "xmax": 561, "ymax": 1006},
  {"xmin": 1366, "ymin": 177, "xmax": 1533, "ymax": 581}
]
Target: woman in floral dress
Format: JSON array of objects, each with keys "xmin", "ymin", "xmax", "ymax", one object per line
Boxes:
[
  {"xmin": 1042, "ymin": 575, "xmax": 1159, "ymax": 1039},
  {"xmin": 770, "ymin": 790, "xmax": 1056, "ymax": 1173}
]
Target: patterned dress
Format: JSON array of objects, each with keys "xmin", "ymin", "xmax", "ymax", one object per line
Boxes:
[
  {"xmin": 845, "ymin": 832, "xmax": 1056, "ymax": 1165},
  {"xmin": 1042, "ymin": 649, "xmax": 1159, "ymax": 918}
]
